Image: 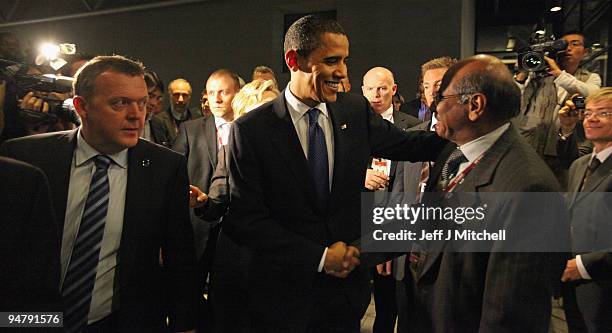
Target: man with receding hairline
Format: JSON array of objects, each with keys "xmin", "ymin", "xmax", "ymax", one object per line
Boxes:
[
  {"xmin": 172, "ymin": 69, "xmax": 240, "ymax": 332},
  {"xmin": 362, "ymin": 66, "xmax": 419, "ymax": 333},
  {"xmin": 1, "ymin": 55, "xmax": 198, "ymax": 333},
  {"xmin": 156, "ymin": 78, "xmax": 202, "ymax": 146},
  {"xmin": 406, "ymin": 55, "xmax": 567, "ymax": 332}
]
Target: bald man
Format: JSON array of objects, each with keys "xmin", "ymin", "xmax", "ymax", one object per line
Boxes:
[
  {"xmin": 156, "ymin": 78, "xmax": 203, "ymax": 145},
  {"xmin": 361, "ymin": 67, "xmax": 419, "ymax": 333},
  {"xmin": 405, "ymin": 55, "xmax": 568, "ymax": 332}
]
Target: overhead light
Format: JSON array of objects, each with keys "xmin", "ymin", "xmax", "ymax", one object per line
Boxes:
[
  {"xmin": 550, "ymin": 0, "xmax": 562, "ymax": 12},
  {"xmin": 536, "ymin": 30, "xmax": 546, "ymax": 35}
]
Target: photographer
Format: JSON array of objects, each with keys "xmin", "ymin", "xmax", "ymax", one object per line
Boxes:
[
  {"xmin": 514, "ymin": 31, "xmax": 601, "ymax": 188},
  {"xmin": 0, "ymin": 61, "xmax": 79, "ymax": 142}
]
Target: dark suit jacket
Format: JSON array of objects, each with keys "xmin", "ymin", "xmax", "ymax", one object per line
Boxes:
[
  {"xmin": 399, "ymin": 98, "xmax": 422, "ymax": 119},
  {"xmin": 172, "ymin": 115, "xmax": 219, "ymax": 260},
  {"xmin": 0, "ymin": 157, "xmax": 61, "ymax": 315},
  {"xmin": 155, "ymin": 107, "xmax": 203, "ymax": 146},
  {"xmin": 1, "ymin": 130, "xmax": 199, "ymax": 332},
  {"xmin": 408, "ymin": 125, "xmax": 568, "ymax": 333},
  {"xmin": 566, "ymin": 153, "xmax": 612, "ymax": 330},
  {"xmin": 223, "ymin": 91, "xmax": 446, "ymax": 332},
  {"xmin": 149, "ymin": 115, "xmax": 172, "ymax": 148},
  {"xmin": 391, "ymin": 120, "xmax": 437, "ymax": 282}
]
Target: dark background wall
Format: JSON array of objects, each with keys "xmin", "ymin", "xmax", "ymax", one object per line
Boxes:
[{"xmin": 0, "ymin": 0, "xmax": 465, "ymax": 108}]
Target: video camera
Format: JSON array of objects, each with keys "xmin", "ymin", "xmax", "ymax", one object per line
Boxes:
[
  {"xmin": 517, "ymin": 36, "xmax": 568, "ymax": 74},
  {"xmin": 0, "ymin": 59, "xmax": 80, "ymax": 127}
]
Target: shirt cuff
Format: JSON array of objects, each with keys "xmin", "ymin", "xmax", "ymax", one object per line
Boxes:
[
  {"xmin": 317, "ymin": 247, "xmax": 328, "ymax": 272},
  {"xmin": 576, "ymin": 255, "xmax": 592, "ymax": 280}
]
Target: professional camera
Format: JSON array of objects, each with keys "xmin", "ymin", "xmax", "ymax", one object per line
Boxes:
[
  {"xmin": 0, "ymin": 59, "xmax": 80, "ymax": 126},
  {"xmin": 517, "ymin": 36, "xmax": 568, "ymax": 73}
]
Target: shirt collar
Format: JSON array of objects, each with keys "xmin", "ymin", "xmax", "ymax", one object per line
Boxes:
[
  {"xmin": 214, "ymin": 116, "xmax": 230, "ymax": 129},
  {"xmin": 284, "ymin": 84, "xmax": 329, "ymax": 124},
  {"xmin": 380, "ymin": 105, "xmax": 394, "ymax": 122},
  {"xmin": 592, "ymin": 145, "xmax": 612, "ymax": 164},
  {"xmin": 459, "ymin": 123, "xmax": 510, "ymax": 162},
  {"xmin": 75, "ymin": 127, "xmax": 128, "ymax": 169}
]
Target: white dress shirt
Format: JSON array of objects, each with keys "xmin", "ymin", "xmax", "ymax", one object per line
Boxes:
[
  {"xmin": 575, "ymin": 144, "xmax": 612, "ymax": 279},
  {"xmin": 214, "ymin": 116, "xmax": 231, "ymax": 147},
  {"xmin": 456, "ymin": 123, "xmax": 511, "ymax": 175},
  {"xmin": 284, "ymin": 85, "xmax": 336, "ymax": 272},
  {"xmin": 61, "ymin": 128, "xmax": 128, "ymax": 323}
]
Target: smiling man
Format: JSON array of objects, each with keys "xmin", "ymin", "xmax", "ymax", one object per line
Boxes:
[
  {"xmin": 1, "ymin": 55, "xmax": 198, "ymax": 333},
  {"xmin": 562, "ymin": 87, "xmax": 612, "ymax": 332},
  {"xmin": 221, "ymin": 15, "xmax": 446, "ymax": 333}
]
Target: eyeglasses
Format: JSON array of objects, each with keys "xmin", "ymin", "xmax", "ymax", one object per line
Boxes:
[
  {"xmin": 567, "ymin": 40, "xmax": 584, "ymax": 47},
  {"xmin": 584, "ymin": 111, "xmax": 612, "ymax": 119},
  {"xmin": 433, "ymin": 93, "xmax": 475, "ymax": 105}
]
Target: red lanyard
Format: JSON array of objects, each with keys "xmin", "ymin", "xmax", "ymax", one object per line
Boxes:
[{"xmin": 443, "ymin": 154, "xmax": 484, "ymax": 193}]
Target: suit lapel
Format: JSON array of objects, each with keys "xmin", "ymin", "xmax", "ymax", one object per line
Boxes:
[
  {"xmin": 581, "ymin": 156, "xmax": 612, "ymax": 192},
  {"xmin": 568, "ymin": 158, "xmax": 588, "ymax": 207},
  {"xmin": 51, "ymin": 130, "xmax": 78, "ymax": 235},
  {"xmin": 268, "ymin": 94, "xmax": 320, "ymax": 212},
  {"xmin": 203, "ymin": 115, "xmax": 218, "ymax": 167},
  {"xmin": 328, "ymin": 101, "xmax": 352, "ymax": 212},
  {"xmin": 120, "ymin": 140, "xmax": 154, "ymax": 285},
  {"xmin": 418, "ymin": 127, "xmax": 514, "ymax": 280},
  {"xmin": 571, "ymin": 156, "xmax": 612, "ymax": 207}
]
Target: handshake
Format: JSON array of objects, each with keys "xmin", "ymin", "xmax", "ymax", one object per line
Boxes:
[{"xmin": 323, "ymin": 241, "xmax": 361, "ymax": 278}]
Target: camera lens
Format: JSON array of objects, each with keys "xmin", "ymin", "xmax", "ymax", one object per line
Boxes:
[{"xmin": 520, "ymin": 51, "xmax": 545, "ymax": 72}]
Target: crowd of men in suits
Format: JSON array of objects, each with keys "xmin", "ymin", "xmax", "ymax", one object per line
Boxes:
[{"xmin": 1, "ymin": 14, "xmax": 611, "ymax": 333}]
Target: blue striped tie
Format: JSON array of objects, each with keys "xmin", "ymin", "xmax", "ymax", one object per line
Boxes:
[
  {"xmin": 62, "ymin": 154, "xmax": 112, "ymax": 333},
  {"xmin": 307, "ymin": 108, "xmax": 329, "ymax": 207}
]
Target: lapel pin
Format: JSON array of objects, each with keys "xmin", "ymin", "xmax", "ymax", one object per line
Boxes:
[
  {"xmin": 142, "ymin": 159, "xmax": 151, "ymax": 167},
  {"xmin": 340, "ymin": 124, "xmax": 347, "ymax": 130}
]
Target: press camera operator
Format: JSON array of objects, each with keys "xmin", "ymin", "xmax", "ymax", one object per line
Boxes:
[
  {"xmin": 514, "ymin": 31, "xmax": 601, "ymax": 188},
  {"xmin": 0, "ymin": 61, "xmax": 78, "ymax": 143}
]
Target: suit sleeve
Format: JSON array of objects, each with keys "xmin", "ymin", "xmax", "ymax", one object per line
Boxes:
[
  {"xmin": 194, "ymin": 147, "xmax": 230, "ymax": 221},
  {"xmin": 223, "ymin": 121, "xmax": 325, "ymax": 272},
  {"xmin": 366, "ymin": 99, "xmax": 447, "ymax": 163},
  {"xmin": 162, "ymin": 156, "xmax": 199, "ymax": 331},
  {"xmin": 581, "ymin": 251, "xmax": 612, "ymax": 281}
]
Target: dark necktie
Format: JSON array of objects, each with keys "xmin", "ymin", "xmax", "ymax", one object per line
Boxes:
[
  {"xmin": 62, "ymin": 154, "xmax": 112, "ymax": 333},
  {"xmin": 307, "ymin": 108, "xmax": 329, "ymax": 206},
  {"xmin": 580, "ymin": 157, "xmax": 601, "ymax": 191},
  {"xmin": 439, "ymin": 148, "xmax": 467, "ymax": 189}
]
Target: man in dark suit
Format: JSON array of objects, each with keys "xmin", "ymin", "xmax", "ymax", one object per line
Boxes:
[
  {"xmin": 0, "ymin": 157, "xmax": 61, "ymax": 314},
  {"xmin": 405, "ymin": 55, "xmax": 567, "ymax": 332},
  {"xmin": 172, "ymin": 68, "xmax": 240, "ymax": 331},
  {"xmin": 561, "ymin": 87, "xmax": 612, "ymax": 332},
  {"xmin": 222, "ymin": 15, "xmax": 446, "ymax": 333},
  {"xmin": 390, "ymin": 56, "xmax": 456, "ymax": 333},
  {"xmin": 155, "ymin": 78, "xmax": 202, "ymax": 146},
  {"xmin": 1, "ymin": 55, "xmax": 198, "ymax": 333},
  {"xmin": 360, "ymin": 66, "xmax": 418, "ymax": 333}
]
